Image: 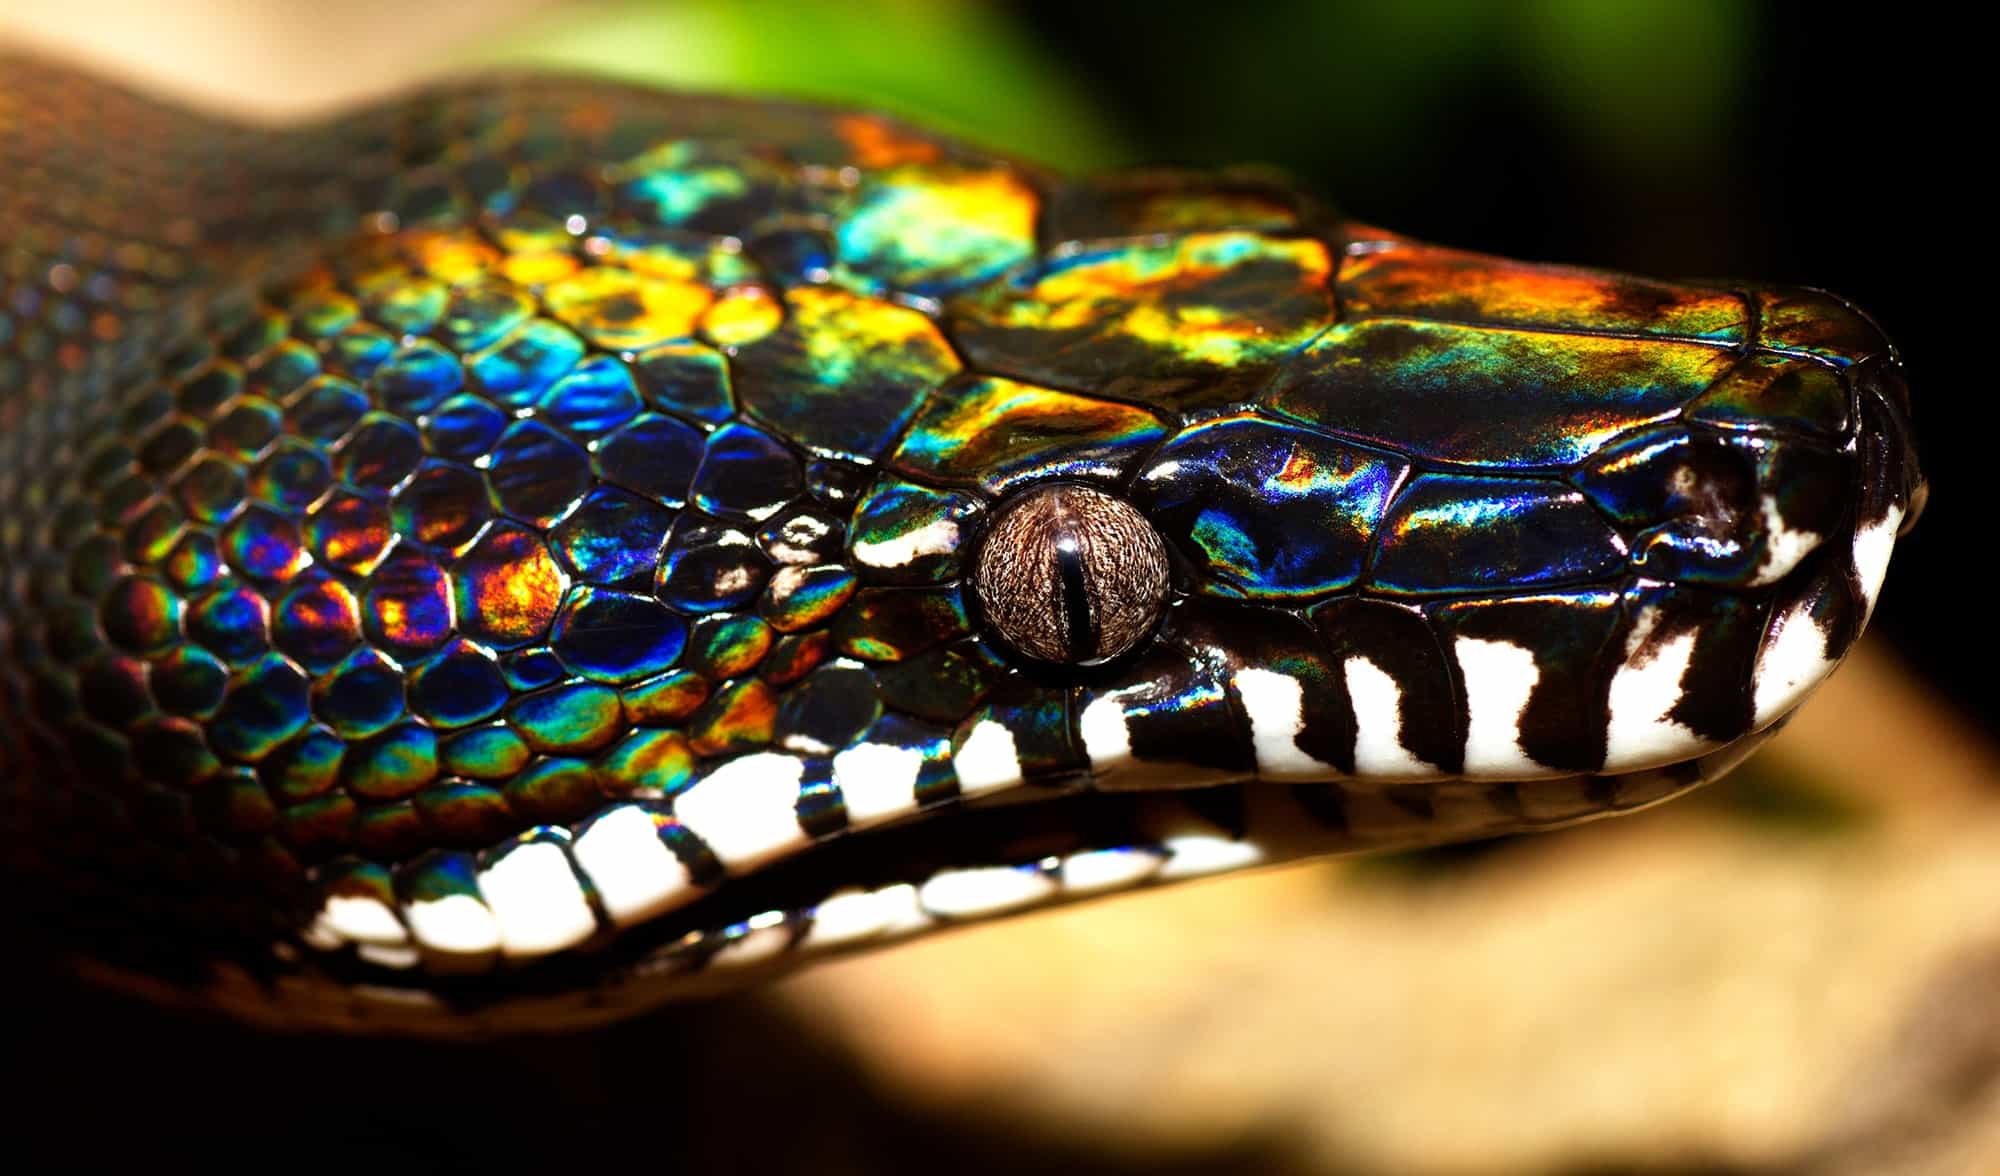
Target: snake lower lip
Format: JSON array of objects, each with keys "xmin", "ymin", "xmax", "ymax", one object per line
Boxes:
[{"xmin": 273, "ymin": 741, "xmax": 1768, "ymax": 1030}]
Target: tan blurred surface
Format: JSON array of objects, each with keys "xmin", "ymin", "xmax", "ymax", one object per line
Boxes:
[
  {"xmin": 779, "ymin": 641, "xmax": 2000, "ymax": 1173},
  {"xmin": 6, "ymin": 9, "xmax": 1994, "ymax": 1173},
  {"xmin": 0, "ymin": 0, "xmax": 560, "ymax": 118}
]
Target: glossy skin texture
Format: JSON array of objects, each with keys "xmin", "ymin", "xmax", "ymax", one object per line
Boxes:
[{"xmin": 0, "ymin": 60, "xmax": 1920, "ymax": 1030}]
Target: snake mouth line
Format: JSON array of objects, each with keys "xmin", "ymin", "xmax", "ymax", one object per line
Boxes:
[{"xmin": 277, "ymin": 740, "xmax": 1761, "ymax": 1030}]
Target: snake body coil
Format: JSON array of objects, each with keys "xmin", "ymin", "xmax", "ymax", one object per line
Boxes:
[{"xmin": 0, "ymin": 60, "xmax": 1922, "ymax": 1030}]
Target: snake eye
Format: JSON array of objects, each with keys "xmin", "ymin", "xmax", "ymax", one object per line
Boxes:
[{"xmin": 973, "ymin": 483, "xmax": 1171, "ymax": 665}]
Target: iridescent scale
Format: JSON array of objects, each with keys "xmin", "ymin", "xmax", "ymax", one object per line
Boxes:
[{"xmin": 0, "ymin": 61, "xmax": 1921, "ymax": 1029}]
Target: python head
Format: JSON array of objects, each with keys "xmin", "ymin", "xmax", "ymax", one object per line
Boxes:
[{"xmin": 0, "ymin": 62, "xmax": 1921, "ymax": 1030}]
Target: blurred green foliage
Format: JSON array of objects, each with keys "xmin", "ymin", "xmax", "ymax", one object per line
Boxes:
[
  {"xmin": 469, "ymin": 0, "xmax": 1123, "ymax": 171},
  {"xmin": 1519, "ymin": 0, "xmax": 1747, "ymax": 172},
  {"xmin": 473, "ymin": 0, "xmax": 1746, "ymax": 183}
]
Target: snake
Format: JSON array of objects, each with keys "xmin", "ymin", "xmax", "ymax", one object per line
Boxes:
[{"xmin": 0, "ymin": 57, "xmax": 1923, "ymax": 1032}]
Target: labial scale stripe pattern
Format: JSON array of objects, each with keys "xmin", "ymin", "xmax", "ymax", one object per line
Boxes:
[{"xmin": 0, "ymin": 59, "xmax": 1920, "ymax": 1029}]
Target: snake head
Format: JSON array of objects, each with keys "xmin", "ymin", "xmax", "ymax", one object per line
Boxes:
[{"xmin": 0, "ymin": 66, "xmax": 1920, "ymax": 1030}]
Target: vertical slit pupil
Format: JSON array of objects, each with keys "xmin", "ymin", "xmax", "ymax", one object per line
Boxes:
[{"xmin": 1053, "ymin": 532, "xmax": 1094, "ymax": 661}]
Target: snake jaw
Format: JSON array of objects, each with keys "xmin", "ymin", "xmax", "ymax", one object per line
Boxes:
[{"xmin": 0, "ymin": 61, "xmax": 1918, "ymax": 1030}]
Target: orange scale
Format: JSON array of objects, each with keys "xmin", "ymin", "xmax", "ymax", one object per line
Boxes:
[
  {"xmin": 545, "ymin": 267, "xmax": 714, "ymax": 351},
  {"xmin": 833, "ymin": 114, "xmax": 944, "ymax": 168},
  {"xmin": 307, "ymin": 491, "xmax": 393, "ymax": 576},
  {"xmin": 499, "ymin": 250, "xmax": 582, "ymax": 287},
  {"xmin": 687, "ymin": 677, "xmax": 778, "ymax": 758},
  {"xmin": 700, "ymin": 284, "xmax": 783, "ymax": 348},
  {"xmin": 453, "ymin": 524, "xmax": 570, "ymax": 650},
  {"xmin": 402, "ymin": 228, "xmax": 502, "ymax": 284}
]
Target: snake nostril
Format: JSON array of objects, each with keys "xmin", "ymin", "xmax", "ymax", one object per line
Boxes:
[{"xmin": 972, "ymin": 483, "xmax": 1170, "ymax": 666}]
